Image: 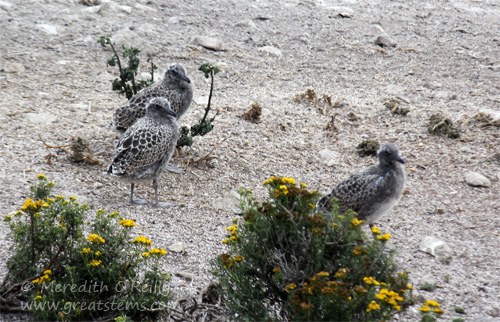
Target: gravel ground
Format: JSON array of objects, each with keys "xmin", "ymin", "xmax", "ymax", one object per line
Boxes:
[{"xmin": 1, "ymin": 0, "xmax": 499, "ymax": 321}]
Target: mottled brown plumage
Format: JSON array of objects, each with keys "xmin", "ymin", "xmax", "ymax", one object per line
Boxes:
[
  {"xmin": 107, "ymin": 97, "xmax": 179, "ymax": 206},
  {"xmin": 112, "ymin": 63, "xmax": 193, "ymax": 130},
  {"xmin": 317, "ymin": 144, "xmax": 406, "ymax": 226}
]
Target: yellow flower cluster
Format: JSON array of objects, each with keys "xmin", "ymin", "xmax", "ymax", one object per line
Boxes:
[
  {"xmin": 376, "ymin": 289, "xmax": 403, "ymax": 310},
  {"xmin": 285, "ymin": 283, "xmax": 297, "ymax": 291},
  {"xmin": 233, "ymin": 255, "xmax": 244, "ymax": 262},
  {"xmin": 273, "ymin": 267, "xmax": 281, "ymax": 273},
  {"xmin": 377, "ymin": 233, "xmax": 392, "ymax": 241},
  {"xmin": 299, "ymin": 301, "xmax": 313, "ymax": 311},
  {"xmin": 36, "ymin": 174, "xmax": 46, "ymax": 179},
  {"xmin": 119, "ymin": 219, "xmax": 136, "ymax": 227},
  {"xmin": 366, "ymin": 300, "xmax": 381, "ymax": 312},
  {"xmin": 371, "ymin": 226, "xmax": 381, "ymax": 234},
  {"xmin": 89, "ymin": 259, "xmax": 102, "ymax": 267},
  {"xmin": 149, "ymin": 248, "xmax": 167, "ymax": 256},
  {"xmin": 226, "ymin": 225, "xmax": 237, "ymax": 236},
  {"xmin": 80, "ymin": 248, "xmax": 91, "ymax": 254},
  {"xmin": 308, "ymin": 203, "xmax": 315, "ymax": 209},
  {"xmin": 300, "ymin": 182, "xmax": 307, "ymax": 188},
  {"xmin": 351, "ymin": 218, "xmax": 364, "ymax": 226},
  {"xmin": 420, "ymin": 300, "xmax": 444, "ymax": 314},
  {"xmin": 142, "ymin": 252, "xmax": 150, "ymax": 258},
  {"xmin": 21, "ymin": 198, "xmax": 49, "ymax": 211},
  {"xmin": 133, "ymin": 235, "xmax": 152, "ymax": 247},
  {"xmin": 363, "ymin": 276, "xmax": 380, "ymax": 285},
  {"xmin": 353, "ymin": 246, "xmax": 365, "ymax": 255},
  {"xmin": 4, "ymin": 215, "xmax": 12, "ymax": 222},
  {"xmin": 334, "ymin": 268, "xmax": 349, "ymax": 278},
  {"xmin": 279, "ymin": 185, "xmax": 289, "ymax": 195},
  {"xmin": 316, "ymin": 271, "xmax": 329, "ymax": 278},
  {"xmin": 263, "ymin": 176, "xmax": 296, "ymax": 186},
  {"xmin": 95, "ymin": 251, "xmax": 101, "ymax": 256},
  {"xmin": 87, "ymin": 234, "xmax": 105, "ymax": 244},
  {"xmin": 32, "ymin": 270, "xmax": 52, "ymax": 284}
]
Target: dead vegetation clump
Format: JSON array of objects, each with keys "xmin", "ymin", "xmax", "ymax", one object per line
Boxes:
[
  {"xmin": 323, "ymin": 113, "xmax": 339, "ymax": 137},
  {"xmin": 463, "ymin": 112, "xmax": 500, "ymax": 128},
  {"xmin": 242, "ymin": 103, "xmax": 262, "ymax": 123},
  {"xmin": 356, "ymin": 139, "xmax": 380, "ymax": 156},
  {"xmin": 383, "ymin": 97, "xmax": 410, "ymax": 116},
  {"xmin": 427, "ymin": 114, "xmax": 460, "ymax": 139},
  {"xmin": 293, "ymin": 89, "xmax": 344, "ymax": 115},
  {"xmin": 40, "ymin": 135, "xmax": 100, "ymax": 165}
]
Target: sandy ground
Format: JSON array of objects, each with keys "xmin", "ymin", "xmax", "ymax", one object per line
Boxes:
[{"xmin": 1, "ymin": 0, "xmax": 499, "ymax": 321}]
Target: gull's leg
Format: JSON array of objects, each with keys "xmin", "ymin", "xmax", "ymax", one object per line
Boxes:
[
  {"xmin": 153, "ymin": 178, "xmax": 174, "ymax": 208},
  {"xmin": 129, "ymin": 183, "xmax": 147, "ymax": 205}
]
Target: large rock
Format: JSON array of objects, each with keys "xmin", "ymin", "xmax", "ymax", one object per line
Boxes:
[
  {"xmin": 213, "ymin": 190, "xmax": 241, "ymax": 212},
  {"xmin": 258, "ymin": 46, "xmax": 282, "ymax": 57},
  {"xmin": 36, "ymin": 24, "xmax": 59, "ymax": 35},
  {"xmin": 465, "ymin": 172, "xmax": 491, "ymax": 187},
  {"xmin": 420, "ymin": 236, "xmax": 452, "ymax": 262},
  {"xmin": 319, "ymin": 149, "xmax": 340, "ymax": 166},
  {"xmin": 194, "ymin": 36, "xmax": 225, "ymax": 51}
]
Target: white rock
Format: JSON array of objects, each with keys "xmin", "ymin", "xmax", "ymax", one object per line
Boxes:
[
  {"xmin": 117, "ymin": 5, "xmax": 132, "ymax": 14},
  {"xmin": 465, "ymin": 171, "xmax": 491, "ymax": 187},
  {"xmin": 134, "ymin": 3, "xmax": 155, "ymax": 12},
  {"xmin": 0, "ymin": 0, "xmax": 14, "ymax": 10},
  {"xmin": 194, "ymin": 96, "xmax": 208, "ymax": 106},
  {"xmin": 419, "ymin": 273, "xmax": 437, "ymax": 289},
  {"xmin": 168, "ymin": 242, "xmax": 185, "ymax": 253},
  {"xmin": 328, "ymin": 6, "xmax": 354, "ymax": 18},
  {"xmin": 167, "ymin": 16, "xmax": 180, "ymax": 24},
  {"xmin": 26, "ymin": 113, "xmax": 57, "ymax": 124},
  {"xmin": 374, "ymin": 34, "xmax": 396, "ymax": 47},
  {"xmin": 486, "ymin": 306, "xmax": 500, "ymax": 317},
  {"xmin": 235, "ymin": 19, "xmax": 257, "ymax": 29},
  {"xmin": 81, "ymin": 5, "xmax": 102, "ymax": 14},
  {"xmin": 194, "ymin": 36, "xmax": 225, "ymax": 51},
  {"xmin": 420, "ymin": 236, "xmax": 452, "ymax": 261},
  {"xmin": 213, "ymin": 190, "xmax": 241, "ymax": 212},
  {"xmin": 36, "ymin": 24, "xmax": 59, "ymax": 35},
  {"xmin": 319, "ymin": 149, "xmax": 340, "ymax": 166},
  {"xmin": 3, "ymin": 62, "xmax": 25, "ymax": 73},
  {"xmin": 258, "ymin": 46, "xmax": 282, "ymax": 57}
]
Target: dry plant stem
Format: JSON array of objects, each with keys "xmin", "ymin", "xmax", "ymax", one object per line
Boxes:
[
  {"xmin": 38, "ymin": 134, "xmax": 71, "ymax": 149},
  {"xmin": 462, "ymin": 112, "xmax": 483, "ymax": 127},
  {"xmin": 190, "ymin": 137, "xmax": 229, "ymax": 164},
  {"xmin": 30, "ymin": 213, "xmax": 35, "ymax": 266},
  {"xmin": 432, "ymin": 119, "xmax": 447, "ymax": 132}
]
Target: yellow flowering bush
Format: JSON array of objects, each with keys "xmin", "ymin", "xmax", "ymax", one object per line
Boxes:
[
  {"xmin": 213, "ymin": 177, "xmax": 414, "ymax": 321},
  {"xmin": 1, "ymin": 175, "xmax": 171, "ymax": 321}
]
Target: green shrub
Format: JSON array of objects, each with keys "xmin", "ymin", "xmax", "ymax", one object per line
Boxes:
[
  {"xmin": 1, "ymin": 175, "xmax": 170, "ymax": 321},
  {"xmin": 212, "ymin": 176, "xmax": 416, "ymax": 321}
]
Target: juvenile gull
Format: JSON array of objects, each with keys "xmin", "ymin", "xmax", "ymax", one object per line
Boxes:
[
  {"xmin": 107, "ymin": 97, "xmax": 179, "ymax": 207},
  {"xmin": 112, "ymin": 63, "xmax": 193, "ymax": 131},
  {"xmin": 317, "ymin": 143, "xmax": 406, "ymax": 226}
]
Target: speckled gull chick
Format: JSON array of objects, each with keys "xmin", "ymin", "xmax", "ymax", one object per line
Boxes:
[
  {"xmin": 112, "ymin": 63, "xmax": 193, "ymax": 131},
  {"xmin": 317, "ymin": 143, "xmax": 406, "ymax": 226},
  {"xmin": 107, "ymin": 97, "xmax": 180, "ymax": 207}
]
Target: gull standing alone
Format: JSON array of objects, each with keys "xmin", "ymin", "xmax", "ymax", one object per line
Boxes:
[
  {"xmin": 317, "ymin": 143, "xmax": 406, "ymax": 226},
  {"xmin": 112, "ymin": 63, "xmax": 193, "ymax": 131},
  {"xmin": 106, "ymin": 97, "xmax": 179, "ymax": 207}
]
